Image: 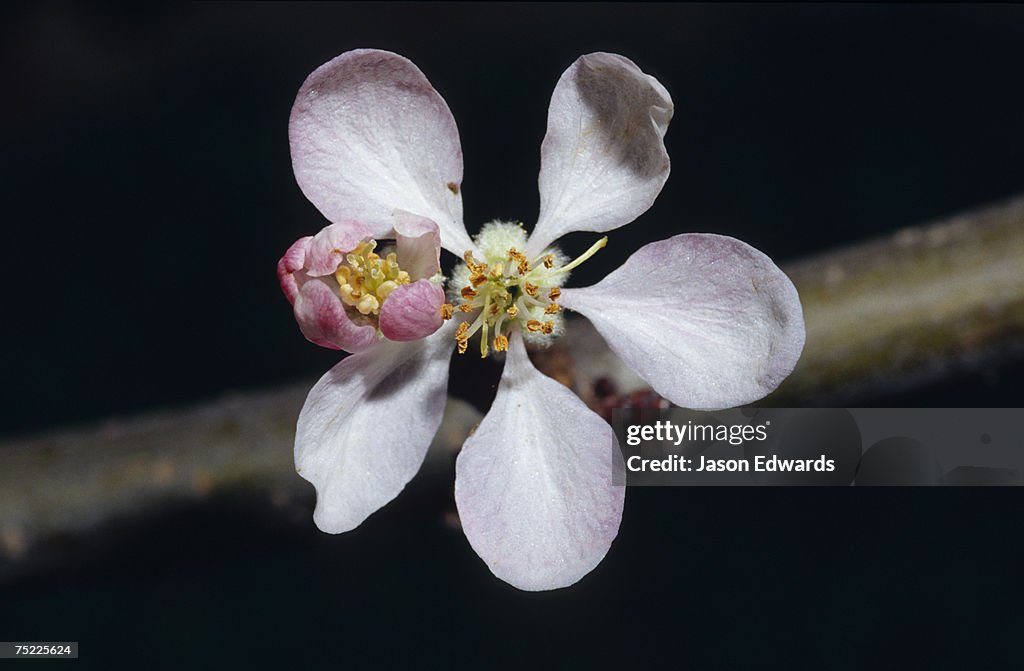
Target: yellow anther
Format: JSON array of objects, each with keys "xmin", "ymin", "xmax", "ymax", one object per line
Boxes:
[
  {"xmin": 548, "ymin": 287, "xmax": 561, "ymax": 301},
  {"xmin": 334, "ymin": 237, "xmax": 412, "ymax": 316},
  {"xmin": 489, "ymin": 303, "xmax": 500, "ymax": 316},
  {"xmin": 488, "ymin": 263, "xmax": 504, "ymax": 279},
  {"xmin": 440, "ymin": 303, "xmax": 454, "ymax": 320},
  {"xmin": 493, "ymin": 335, "xmax": 509, "ymax": 352},
  {"xmin": 470, "ymin": 272, "xmax": 488, "ymax": 287},
  {"xmin": 544, "ymin": 303, "xmax": 562, "ymax": 314},
  {"xmin": 506, "ymin": 305, "xmax": 519, "ymax": 318},
  {"xmin": 542, "ymin": 254, "xmax": 555, "ymax": 268},
  {"xmin": 461, "ymin": 286, "xmax": 478, "ymax": 300},
  {"xmin": 356, "ymin": 294, "xmax": 380, "ymax": 315},
  {"xmin": 541, "ymin": 321, "xmax": 554, "ymax": 334},
  {"xmin": 524, "ymin": 282, "xmax": 539, "ymax": 297},
  {"xmin": 526, "ymin": 320, "xmax": 543, "ymax": 332},
  {"xmin": 459, "ymin": 304, "xmax": 474, "ymax": 313},
  {"xmin": 457, "ymin": 338, "xmax": 468, "ymax": 354}
]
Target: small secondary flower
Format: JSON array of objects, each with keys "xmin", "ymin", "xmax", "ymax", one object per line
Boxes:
[
  {"xmin": 277, "ymin": 214, "xmax": 446, "ymax": 350},
  {"xmin": 280, "ymin": 49, "xmax": 805, "ymax": 591}
]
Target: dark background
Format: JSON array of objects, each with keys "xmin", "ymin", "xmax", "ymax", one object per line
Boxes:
[{"xmin": 2, "ymin": 3, "xmax": 1023, "ymax": 668}]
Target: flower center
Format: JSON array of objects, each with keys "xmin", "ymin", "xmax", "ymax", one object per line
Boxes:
[
  {"xmin": 442, "ymin": 221, "xmax": 606, "ymax": 357},
  {"xmin": 334, "ymin": 239, "xmax": 411, "ymax": 316}
]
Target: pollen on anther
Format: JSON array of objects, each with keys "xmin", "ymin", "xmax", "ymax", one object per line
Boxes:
[
  {"xmin": 459, "ymin": 304, "xmax": 474, "ymax": 313},
  {"xmin": 506, "ymin": 305, "xmax": 519, "ymax": 318},
  {"xmin": 470, "ymin": 272, "xmax": 487, "ymax": 287},
  {"xmin": 440, "ymin": 303, "xmax": 454, "ymax": 320},
  {"xmin": 541, "ymin": 321, "xmax": 555, "ymax": 334},
  {"xmin": 544, "ymin": 303, "xmax": 562, "ymax": 314},
  {"xmin": 542, "ymin": 254, "xmax": 555, "ymax": 269},
  {"xmin": 463, "ymin": 251, "xmax": 487, "ymax": 275},
  {"xmin": 548, "ymin": 287, "xmax": 561, "ymax": 301},
  {"xmin": 455, "ymin": 322, "xmax": 470, "ymax": 353},
  {"xmin": 493, "ymin": 335, "xmax": 509, "ymax": 352},
  {"xmin": 507, "ymin": 248, "xmax": 531, "ymax": 275},
  {"xmin": 526, "ymin": 320, "xmax": 543, "ymax": 332},
  {"xmin": 524, "ymin": 282, "xmax": 539, "ymax": 297},
  {"xmin": 461, "ymin": 286, "xmax": 478, "ymax": 300}
]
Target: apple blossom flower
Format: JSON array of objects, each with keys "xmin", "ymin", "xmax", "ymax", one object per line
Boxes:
[{"xmin": 280, "ymin": 49, "xmax": 805, "ymax": 591}]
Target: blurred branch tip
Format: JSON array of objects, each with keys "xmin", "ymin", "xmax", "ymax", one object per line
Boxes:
[{"xmin": 2, "ymin": 195, "xmax": 1023, "ymax": 581}]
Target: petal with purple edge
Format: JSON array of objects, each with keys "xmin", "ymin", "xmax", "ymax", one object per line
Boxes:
[
  {"xmin": 394, "ymin": 211, "xmax": 442, "ymax": 281},
  {"xmin": 305, "ymin": 220, "xmax": 374, "ymax": 278},
  {"xmin": 289, "ymin": 49, "xmax": 476, "ymax": 255},
  {"xmin": 293, "ymin": 280, "xmax": 378, "ymax": 352},
  {"xmin": 455, "ymin": 332, "xmax": 624, "ymax": 591},
  {"xmin": 295, "ymin": 322, "xmax": 455, "ymax": 533},
  {"xmin": 559, "ymin": 234, "xmax": 805, "ymax": 411},
  {"xmin": 277, "ymin": 236, "xmax": 311, "ymax": 304},
  {"xmin": 379, "ymin": 279, "xmax": 445, "ymax": 342},
  {"xmin": 527, "ymin": 52, "xmax": 673, "ymax": 258}
]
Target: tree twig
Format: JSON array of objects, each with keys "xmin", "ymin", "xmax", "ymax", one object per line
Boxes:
[{"xmin": 2, "ymin": 195, "xmax": 1022, "ymax": 580}]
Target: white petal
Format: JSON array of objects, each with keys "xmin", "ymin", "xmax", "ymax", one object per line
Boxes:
[
  {"xmin": 455, "ymin": 332, "xmax": 624, "ymax": 591},
  {"xmin": 289, "ymin": 49, "xmax": 476, "ymax": 255},
  {"xmin": 295, "ymin": 322, "xmax": 455, "ymax": 533},
  {"xmin": 527, "ymin": 53, "xmax": 673, "ymax": 258},
  {"xmin": 560, "ymin": 234, "xmax": 806, "ymax": 410}
]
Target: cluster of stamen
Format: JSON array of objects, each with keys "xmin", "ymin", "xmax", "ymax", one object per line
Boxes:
[
  {"xmin": 334, "ymin": 240, "xmax": 410, "ymax": 316},
  {"xmin": 441, "ymin": 228, "xmax": 606, "ymax": 357}
]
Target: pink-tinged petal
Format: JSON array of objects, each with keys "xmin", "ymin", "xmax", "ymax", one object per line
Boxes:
[
  {"xmin": 379, "ymin": 279, "xmax": 445, "ymax": 342},
  {"xmin": 560, "ymin": 234, "xmax": 806, "ymax": 410},
  {"xmin": 293, "ymin": 280, "xmax": 378, "ymax": 352},
  {"xmin": 295, "ymin": 323, "xmax": 455, "ymax": 533},
  {"xmin": 526, "ymin": 53, "xmax": 673, "ymax": 258},
  {"xmin": 394, "ymin": 211, "xmax": 442, "ymax": 280},
  {"xmin": 305, "ymin": 220, "xmax": 374, "ymax": 278},
  {"xmin": 289, "ymin": 49, "xmax": 476, "ymax": 255},
  {"xmin": 277, "ymin": 236, "xmax": 312, "ymax": 304},
  {"xmin": 455, "ymin": 332, "xmax": 624, "ymax": 591}
]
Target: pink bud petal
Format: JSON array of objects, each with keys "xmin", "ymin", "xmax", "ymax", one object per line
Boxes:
[
  {"xmin": 305, "ymin": 220, "xmax": 374, "ymax": 277},
  {"xmin": 277, "ymin": 236, "xmax": 312, "ymax": 305},
  {"xmin": 394, "ymin": 211, "xmax": 443, "ymax": 280},
  {"xmin": 293, "ymin": 280, "xmax": 378, "ymax": 352},
  {"xmin": 378, "ymin": 279, "xmax": 445, "ymax": 342}
]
